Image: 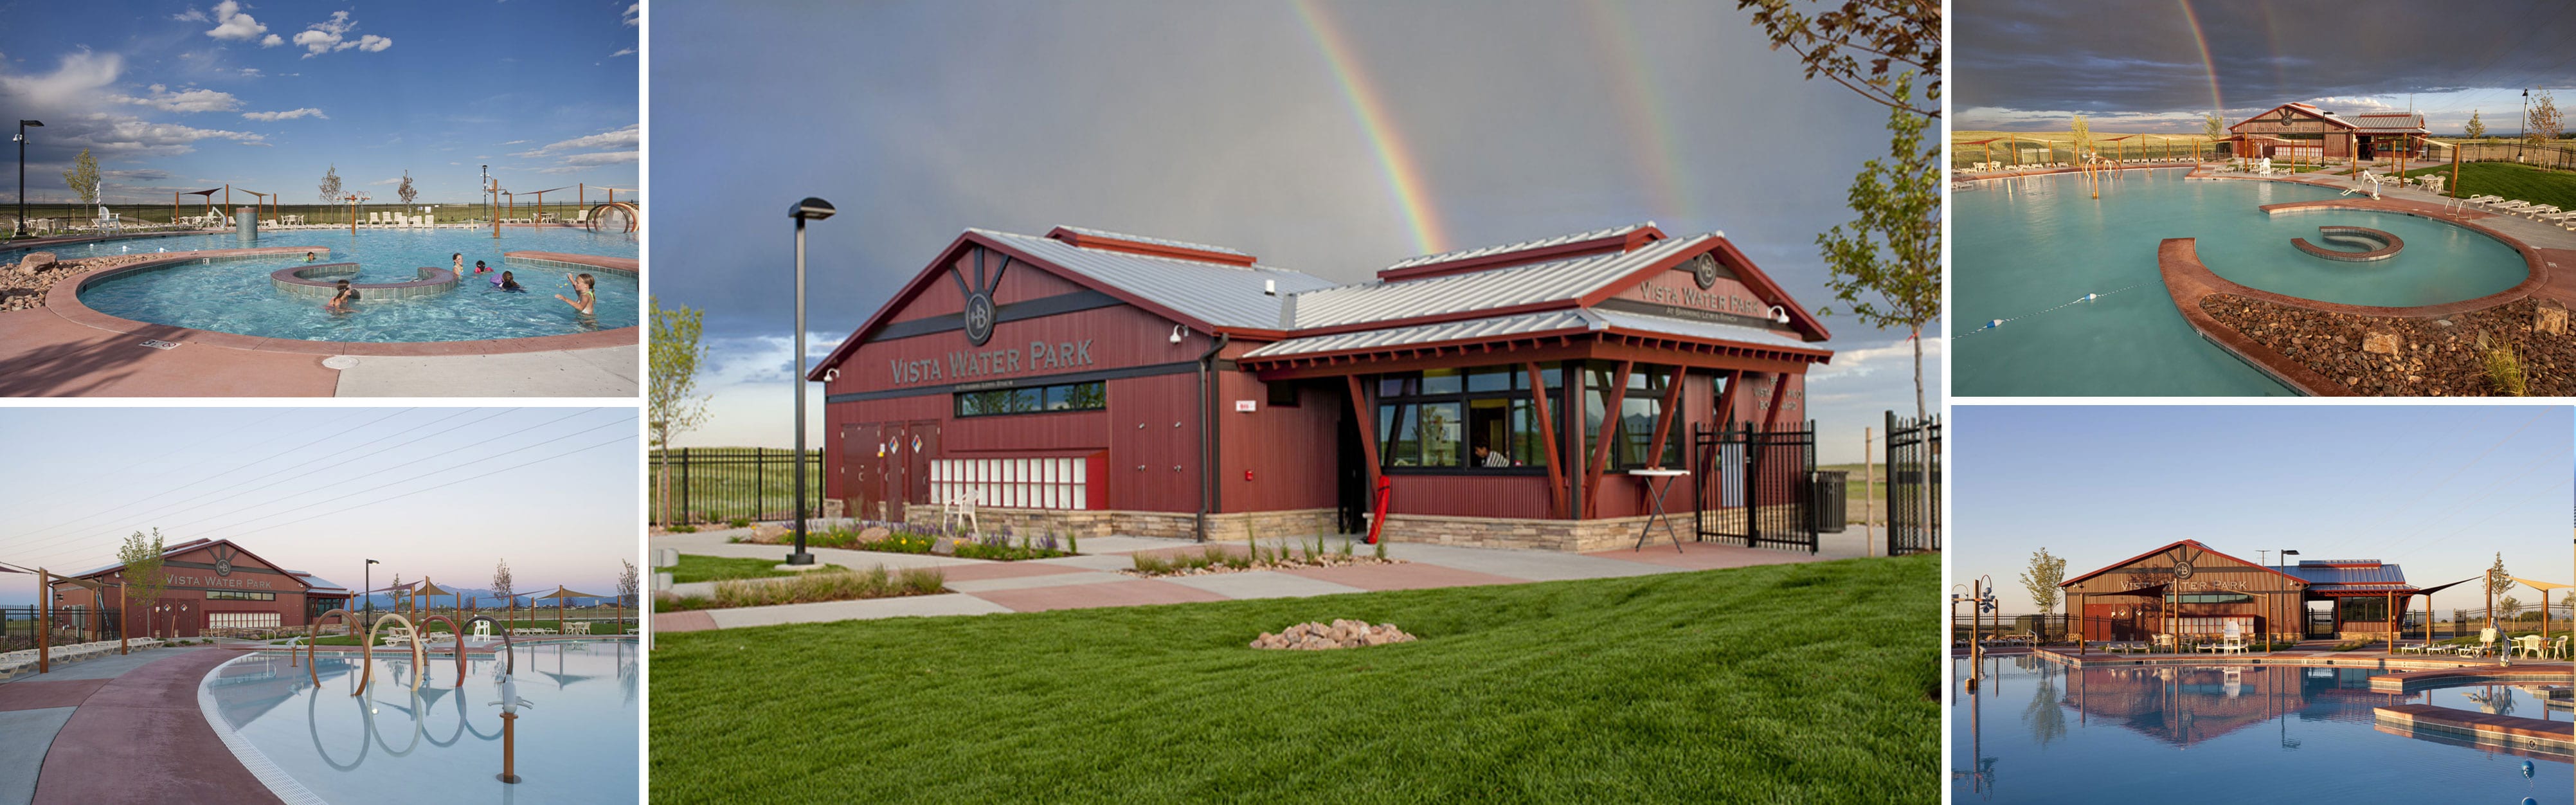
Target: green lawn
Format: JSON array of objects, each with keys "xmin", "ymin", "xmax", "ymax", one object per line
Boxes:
[
  {"xmin": 668, "ymin": 554, "xmax": 847, "ymax": 584},
  {"xmin": 651, "ymin": 554, "xmax": 1938, "ymax": 803},
  {"xmin": 2398, "ymin": 161, "xmax": 2576, "ymax": 209}
]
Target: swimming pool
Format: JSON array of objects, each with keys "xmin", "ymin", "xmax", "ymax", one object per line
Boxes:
[
  {"xmin": 59, "ymin": 228, "xmax": 636, "ymax": 343},
  {"xmin": 1953, "ymin": 656, "xmax": 2571, "ymax": 804},
  {"xmin": 1952, "ymin": 170, "xmax": 2531, "ymax": 395},
  {"xmin": 202, "ymin": 640, "xmax": 638, "ymax": 805}
]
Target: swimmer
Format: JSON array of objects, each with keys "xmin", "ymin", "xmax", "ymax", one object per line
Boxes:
[
  {"xmin": 555, "ymin": 273, "xmax": 595, "ymax": 314},
  {"xmin": 452, "ymin": 253, "xmax": 464, "ymax": 275},
  {"xmin": 474, "ymin": 259, "xmax": 492, "ymax": 275},
  {"xmin": 494, "ymin": 270, "xmax": 524, "ymax": 292},
  {"xmin": 325, "ymin": 279, "xmax": 359, "ymax": 312},
  {"xmin": 303, "ymin": 251, "xmax": 318, "ymax": 263}
]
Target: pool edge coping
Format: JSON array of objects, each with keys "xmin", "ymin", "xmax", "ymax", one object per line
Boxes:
[
  {"xmin": 42, "ymin": 247, "xmax": 641, "ymax": 356},
  {"xmin": 197, "ymin": 651, "xmax": 329, "ymax": 805}
]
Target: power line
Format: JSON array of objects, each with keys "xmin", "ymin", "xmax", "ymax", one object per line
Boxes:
[
  {"xmin": 175, "ymin": 413, "xmax": 638, "ymax": 545},
  {"xmin": 196, "ymin": 430, "xmax": 637, "ymax": 543},
  {"xmin": 41, "ymin": 408, "xmax": 491, "ymax": 541},
  {"xmin": 0, "ymin": 408, "xmax": 413, "ymax": 552}
]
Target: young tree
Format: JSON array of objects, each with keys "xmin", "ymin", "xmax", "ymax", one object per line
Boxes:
[
  {"xmin": 2486, "ymin": 552, "xmax": 2517, "ymax": 631},
  {"xmin": 649, "ymin": 298, "xmax": 712, "ymax": 527},
  {"xmin": 318, "ymin": 164, "xmax": 343, "ymax": 206},
  {"xmin": 2202, "ymin": 112, "xmax": 2225, "ymax": 143},
  {"xmin": 2465, "ymin": 109, "xmax": 2487, "ymax": 141},
  {"xmin": 618, "ymin": 559, "xmax": 640, "ymax": 608},
  {"xmin": 396, "ymin": 170, "xmax": 418, "ymax": 205},
  {"xmin": 2020, "ymin": 547, "xmax": 2066, "ymax": 618},
  {"xmin": 116, "ymin": 529, "xmax": 168, "ymax": 639},
  {"xmin": 1736, "ymin": 0, "xmax": 1940, "ymax": 118},
  {"xmin": 2500, "ymin": 595, "xmax": 2523, "ymax": 620},
  {"xmin": 2532, "ymin": 91, "xmax": 2563, "ymax": 146},
  {"xmin": 2070, "ymin": 114, "xmax": 2092, "ymax": 161},
  {"xmin": 61, "ymin": 148, "xmax": 100, "ymax": 206},
  {"xmin": 1815, "ymin": 72, "xmax": 1940, "ymax": 420},
  {"xmin": 491, "ymin": 559, "xmax": 515, "ymax": 612}
]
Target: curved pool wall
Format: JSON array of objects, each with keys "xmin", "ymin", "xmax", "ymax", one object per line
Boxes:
[
  {"xmin": 1953, "ymin": 656, "xmax": 2570, "ymax": 804},
  {"xmin": 272, "ymin": 263, "xmax": 461, "ymax": 300},
  {"xmin": 201, "ymin": 640, "xmax": 638, "ymax": 805},
  {"xmin": 1953, "ymin": 169, "xmax": 2534, "ymax": 395},
  {"xmin": 63, "ymin": 227, "xmax": 638, "ymax": 343}
]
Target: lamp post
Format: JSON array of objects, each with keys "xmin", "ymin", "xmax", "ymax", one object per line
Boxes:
[
  {"xmin": 14, "ymin": 120, "xmax": 41, "ymax": 239},
  {"xmin": 785, "ymin": 197, "xmax": 835, "ymax": 565},
  {"xmin": 364, "ymin": 559, "xmax": 379, "ymax": 623},
  {"xmin": 2279, "ymin": 549, "xmax": 2300, "ymax": 645}
]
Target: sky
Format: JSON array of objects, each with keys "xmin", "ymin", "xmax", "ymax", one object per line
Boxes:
[
  {"xmin": 0, "ymin": 407, "xmax": 638, "ymax": 608},
  {"xmin": 1956, "ymin": 0, "xmax": 2576, "ymax": 134},
  {"xmin": 648, "ymin": 0, "xmax": 1942, "ymax": 464},
  {"xmin": 1954, "ymin": 405, "xmax": 2573, "ymax": 616},
  {"xmin": 0, "ymin": 1, "xmax": 638, "ymax": 206}
]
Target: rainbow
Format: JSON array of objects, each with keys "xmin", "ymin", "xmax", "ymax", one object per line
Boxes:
[
  {"xmin": 1580, "ymin": 0, "xmax": 1693, "ymax": 226},
  {"xmin": 2175, "ymin": 0, "xmax": 2224, "ymax": 114},
  {"xmin": 1293, "ymin": 0, "xmax": 1450, "ymax": 254}
]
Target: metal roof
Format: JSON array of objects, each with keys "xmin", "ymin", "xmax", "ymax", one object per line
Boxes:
[
  {"xmin": 289, "ymin": 572, "xmax": 351, "ymax": 593},
  {"xmin": 1050, "ymin": 225, "xmax": 1253, "ymax": 258},
  {"xmin": 970, "ymin": 228, "xmax": 1337, "ymax": 330},
  {"xmin": 2285, "ymin": 561, "xmax": 2411, "ymax": 589},
  {"xmin": 1384, "ymin": 222, "xmax": 1661, "ymax": 271},
  {"xmin": 1590, "ymin": 308, "xmax": 1816, "ymax": 350},
  {"xmin": 2349, "ymin": 113, "xmax": 2427, "ymax": 133},
  {"xmin": 1241, "ymin": 309, "xmax": 1596, "ymax": 358},
  {"xmin": 1288, "ymin": 233, "xmax": 1719, "ymax": 329}
]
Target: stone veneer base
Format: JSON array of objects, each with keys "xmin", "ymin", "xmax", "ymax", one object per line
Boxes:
[{"xmin": 898, "ymin": 505, "xmax": 1797, "ymax": 553}]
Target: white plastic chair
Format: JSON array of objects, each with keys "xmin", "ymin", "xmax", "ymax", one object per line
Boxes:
[
  {"xmin": 941, "ymin": 491, "xmax": 982, "ymax": 536},
  {"xmin": 472, "ymin": 620, "xmax": 492, "ymax": 640}
]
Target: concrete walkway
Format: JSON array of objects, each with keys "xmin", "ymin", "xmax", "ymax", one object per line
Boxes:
[
  {"xmin": 0, "ymin": 646, "xmax": 280, "ymax": 805},
  {"xmin": 652, "ymin": 524, "xmax": 1877, "ymax": 632}
]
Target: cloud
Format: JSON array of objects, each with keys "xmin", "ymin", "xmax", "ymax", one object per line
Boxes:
[
  {"xmin": 259, "ymin": 33, "xmax": 282, "ymax": 48},
  {"xmin": 1805, "ymin": 335, "xmax": 1945, "ymax": 383},
  {"xmin": 514, "ymin": 123, "xmax": 640, "ymax": 157},
  {"xmin": 610, "ymin": 48, "xmax": 636, "ymax": 58},
  {"xmin": 172, "ymin": 7, "xmax": 209, "ymax": 23},
  {"xmin": 241, "ymin": 107, "xmax": 327, "ymax": 121},
  {"xmin": 293, "ymin": 11, "xmax": 392, "ymax": 57},
  {"xmin": 560, "ymin": 150, "xmax": 639, "ymax": 165},
  {"xmin": 500, "ymin": 140, "xmax": 528, "ymax": 145},
  {"xmin": 623, "ymin": 4, "xmax": 640, "ymax": 26},
  {"xmin": 0, "ymin": 50, "xmax": 122, "ymax": 108},
  {"xmin": 368, "ymin": 177, "xmax": 402, "ymax": 186},
  {"xmin": 204, "ymin": 1, "xmax": 267, "ymax": 41},
  {"xmin": 109, "ymin": 84, "xmax": 240, "ymax": 113},
  {"xmin": 238, "ymin": 68, "xmax": 262, "ymax": 78},
  {"xmin": 239, "ymin": 141, "xmax": 273, "ymax": 147}
]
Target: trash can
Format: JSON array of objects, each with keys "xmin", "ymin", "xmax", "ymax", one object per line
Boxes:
[{"xmin": 1812, "ymin": 470, "xmax": 1848, "ymax": 533}]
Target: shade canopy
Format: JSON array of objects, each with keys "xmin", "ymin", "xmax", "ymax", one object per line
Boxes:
[
  {"xmin": 538, "ymin": 586, "xmax": 608, "ymax": 602},
  {"xmin": 52, "ymin": 576, "xmax": 107, "ymax": 592},
  {"xmin": 414, "ymin": 579, "xmax": 458, "ymax": 598},
  {"xmin": 2511, "ymin": 577, "xmax": 2572, "ymax": 592}
]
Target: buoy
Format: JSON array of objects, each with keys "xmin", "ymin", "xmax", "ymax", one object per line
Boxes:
[
  {"xmin": 2085, "ymin": 293, "xmax": 2098, "ymax": 302},
  {"xmin": 2521, "ymin": 760, "xmax": 2534, "ymax": 778},
  {"xmin": 1988, "ymin": 319, "xmax": 2003, "ymax": 329}
]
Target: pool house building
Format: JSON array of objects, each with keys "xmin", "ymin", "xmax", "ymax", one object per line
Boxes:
[
  {"xmin": 2062, "ymin": 539, "xmax": 2426, "ymax": 644},
  {"xmin": 809, "ymin": 223, "xmax": 1839, "ymax": 552},
  {"xmin": 45, "ymin": 538, "xmax": 352, "ymax": 638},
  {"xmin": 2225, "ymin": 103, "xmax": 2429, "ymax": 163}
]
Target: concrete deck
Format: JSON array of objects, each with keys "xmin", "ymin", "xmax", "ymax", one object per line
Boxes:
[
  {"xmin": 0, "ymin": 647, "xmax": 282, "ymax": 805},
  {"xmin": 651, "ymin": 524, "xmax": 1868, "ymax": 633}
]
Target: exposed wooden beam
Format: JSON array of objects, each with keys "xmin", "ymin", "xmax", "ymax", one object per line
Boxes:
[
  {"xmin": 1581, "ymin": 360, "xmax": 1633, "ymax": 519},
  {"xmin": 1642, "ymin": 366, "xmax": 1686, "ymax": 470},
  {"xmin": 1526, "ymin": 362, "xmax": 1567, "ymax": 519}
]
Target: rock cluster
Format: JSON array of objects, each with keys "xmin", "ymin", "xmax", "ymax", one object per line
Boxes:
[
  {"xmin": 0, "ymin": 253, "xmax": 159, "ymax": 312},
  {"xmin": 1250, "ymin": 619, "xmax": 1416, "ymax": 650},
  {"xmin": 2202, "ymin": 294, "xmax": 2575, "ymax": 395}
]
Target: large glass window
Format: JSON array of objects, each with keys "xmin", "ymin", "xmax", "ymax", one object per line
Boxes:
[
  {"xmin": 1376, "ymin": 363, "xmax": 1556, "ymax": 472},
  {"xmin": 1582, "ymin": 363, "xmax": 1684, "ymax": 470},
  {"xmin": 206, "ymin": 590, "xmax": 276, "ymax": 601},
  {"xmin": 955, "ymin": 381, "xmax": 1104, "ymax": 418}
]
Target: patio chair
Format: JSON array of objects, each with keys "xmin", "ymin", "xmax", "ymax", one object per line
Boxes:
[
  {"xmin": 941, "ymin": 490, "xmax": 982, "ymax": 536},
  {"xmin": 2521, "ymin": 635, "xmax": 2550, "ymax": 658},
  {"xmin": 2217, "ymin": 624, "xmax": 2249, "ymax": 655},
  {"xmin": 471, "ymin": 620, "xmax": 493, "ymax": 640}
]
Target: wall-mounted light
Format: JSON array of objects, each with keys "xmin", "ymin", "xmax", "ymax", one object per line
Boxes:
[
  {"xmin": 1169, "ymin": 325, "xmax": 1189, "ymax": 345},
  {"xmin": 1770, "ymin": 305, "xmax": 1790, "ymax": 324}
]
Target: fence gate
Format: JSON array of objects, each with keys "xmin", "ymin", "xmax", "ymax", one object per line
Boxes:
[
  {"xmin": 1693, "ymin": 420, "xmax": 1818, "ymax": 553},
  {"xmin": 1886, "ymin": 412, "xmax": 1941, "ymax": 555}
]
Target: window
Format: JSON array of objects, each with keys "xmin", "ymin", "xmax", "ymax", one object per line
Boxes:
[
  {"xmin": 1581, "ymin": 363, "xmax": 1684, "ymax": 470},
  {"xmin": 1266, "ymin": 380, "xmax": 1299, "ymax": 408},
  {"xmin": 955, "ymin": 381, "xmax": 1104, "ymax": 417},
  {"xmin": 206, "ymin": 590, "xmax": 276, "ymax": 601},
  {"xmin": 207, "ymin": 612, "xmax": 282, "ymax": 629},
  {"xmin": 1375, "ymin": 363, "xmax": 1558, "ymax": 472}
]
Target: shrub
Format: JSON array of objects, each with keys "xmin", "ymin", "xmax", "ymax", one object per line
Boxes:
[
  {"xmin": 1067, "ymin": 530, "xmax": 1079, "ymax": 554},
  {"xmin": 2481, "ymin": 330, "xmax": 2527, "ymax": 396},
  {"xmin": 729, "ymin": 517, "xmax": 752, "ymax": 529},
  {"xmin": 670, "ymin": 524, "xmax": 699, "ymax": 534},
  {"xmin": 710, "ymin": 566, "xmax": 946, "ymax": 608}
]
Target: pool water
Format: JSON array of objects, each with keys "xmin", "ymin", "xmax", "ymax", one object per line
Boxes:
[
  {"xmin": 1953, "ymin": 656, "xmax": 2571, "ymax": 804},
  {"xmin": 204, "ymin": 640, "xmax": 638, "ymax": 805},
  {"xmin": 1952, "ymin": 170, "xmax": 2530, "ymax": 395},
  {"xmin": 59, "ymin": 228, "xmax": 637, "ymax": 343}
]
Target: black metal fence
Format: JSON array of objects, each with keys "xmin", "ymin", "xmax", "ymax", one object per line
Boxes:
[
  {"xmin": 1693, "ymin": 420, "xmax": 1819, "ymax": 553},
  {"xmin": 2448, "ymin": 141, "xmax": 2576, "ymax": 172},
  {"xmin": 0, "ymin": 606, "xmax": 118, "ymax": 650},
  {"xmin": 647, "ymin": 448, "xmax": 822, "ymax": 526},
  {"xmin": 1886, "ymin": 412, "xmax": 1940, "ymax": 556}
]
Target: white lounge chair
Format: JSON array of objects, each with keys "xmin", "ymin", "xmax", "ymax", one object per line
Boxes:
[
  {"xmin": 471, "ymin": 620, "xmax": 493, "ymax": 640},
  {"xmin": 2216, "ymin": 623, "xmax": 2249, "ymax": 655}
]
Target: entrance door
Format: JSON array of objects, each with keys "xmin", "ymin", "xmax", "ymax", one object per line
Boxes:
[
  {"xmin": 843, "ymin": 423, "xmax": 885, "ymax": 521},
  {"xmin": 905, "ymin": 422, "xmax": 941, "ymax": 514},
  {"xmin": 1335, "ymin": 405, "xmax": 1366, "ymax": 534}
]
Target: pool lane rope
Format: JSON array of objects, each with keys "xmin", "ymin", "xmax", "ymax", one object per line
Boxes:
[{"xmin": 1960, "ymin": 282, "xmax": 2151, "ymax": 336}]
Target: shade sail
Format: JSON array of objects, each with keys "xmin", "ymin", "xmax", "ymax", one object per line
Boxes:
[{"xmin": 538, "ymin": 586, "xmax": 608, "ymax": 601}]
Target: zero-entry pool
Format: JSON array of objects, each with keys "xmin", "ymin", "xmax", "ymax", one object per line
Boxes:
[
  {"xmin": 1951, "ymin": 169, "xmax": 2530, "ymax": 396},
  {"xmin": 60, "ymin": 228, "xmax": 636, "ymax": 343},
  {"xmin": 202, "ymin": 640, "xmax": 638, "ymax": 805},
  {"xmin": 1952, "ymin": 656, "xmax": 2571, "ymax": 804}
]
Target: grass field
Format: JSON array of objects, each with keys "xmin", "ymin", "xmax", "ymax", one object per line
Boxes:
[
  {"xmin": 2397, "ymin": 161, "xmax": 2576, "ymax": 209},
  {"xmin": 668, "ymin": 554, "xmax": 847, "ymax": 584},
  {"xmin": 650, "ymin": 553, "xmax": 1938, "ymax": 803}
]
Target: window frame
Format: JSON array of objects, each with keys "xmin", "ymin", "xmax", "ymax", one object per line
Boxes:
[
  {"xmin": 1374, "ymin": 363, "xmax": 1561, "ymax": 476},
  {"xmin": 953, "ymin": 380, "xmax": 1106, "ymax": 419}
]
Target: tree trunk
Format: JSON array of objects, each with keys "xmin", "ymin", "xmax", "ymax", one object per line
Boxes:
[{"xmin": 1911, "ymin": 323, "xmax": 1925, "ymax": 422}]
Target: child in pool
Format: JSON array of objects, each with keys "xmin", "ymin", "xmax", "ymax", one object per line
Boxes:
[
  {"xmin": 492, "ymin": 270, "xmax": 523, "ymax": 292},
  {"xmin": 325, "ymin": 279, "xmax": 359, "ymax": 312},
  {"xmin": 303, "ymin": 251, "xmax": 318, "ymax": 262},
  {"xmin": 474, "ymin": 260, "xmax": 492, "ymax": 275},
  {"xmin": 555, "ymin": 273, "xmax": 596, "ymax": 314},
  {"xmin": 452, "ymin": 253, "xmax": 464, "ymax": 275}
]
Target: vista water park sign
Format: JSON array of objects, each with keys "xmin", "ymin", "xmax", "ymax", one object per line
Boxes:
[{"xmin": 889, "ymin": 339, "xmax": 1096, "ymax": 385}]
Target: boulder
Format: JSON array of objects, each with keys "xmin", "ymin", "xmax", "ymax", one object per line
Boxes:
[
  {"xmin": 2537, "ymin": 302, "xmax": 2568, "ymax": 336},
  {"xmin": 2361, "ymin": 332, "xmax": 2400, "ymax": 355},
  {"xmin": 13, "ymin": 251, "xmax": 55, "ymax": 275},
  {"xmin": 930, "ymin": 536, "xmax": 957, "ymax": 556}
]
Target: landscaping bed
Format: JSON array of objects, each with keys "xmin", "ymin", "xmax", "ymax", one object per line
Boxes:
[
  {"xmin": 0, "ymin": 253, "xmax": 163, "ymax": 312},
  {"xmin": 651, "ymin": 553, "xmax": 1939, "ymax": 802},
  {"xmin": 2201, "ymin": 294, "xmax": 2576, "ymax": 395},
  {"xmin": 1126, "ymin": 540, "xmax": 1400, "ymax": 577},
  {"xmin": 669, "ymin": 554, "xmax": 849, "ymax": 583},
  {"xmin": 654, "ymin": 565, "xmax": 948, "ymax": 611},
  {"xmin": 735, "ymin": 521, "xmax": 1079, "ymax": 561}
]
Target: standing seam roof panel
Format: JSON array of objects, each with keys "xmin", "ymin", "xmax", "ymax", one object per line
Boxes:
[
  {"xmin": 1289, "ymin": 234, "xmax": 1718, "ymax": 329},
  {"xmin": 971, "ymin": 229, "xmax": 1337, "ymax": 330}
]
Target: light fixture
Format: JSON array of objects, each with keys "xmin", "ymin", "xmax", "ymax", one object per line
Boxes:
[
  {"xmin": 785, "ymin": 196, "xmax": 836, "ymax": 566},
  {"xmin": 1770, "ymin": 305, "xmax": 1790, "ymax": 324},
  {"xmin": 1169, "ymin": 325, "xmax": 1188, "ymax": 345}
]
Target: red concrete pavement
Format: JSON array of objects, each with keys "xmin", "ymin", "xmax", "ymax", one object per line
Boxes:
[
  {"xmin": 0, "ymin": 678, "xmax": 111, "ymax": 712},
  {"xmin": 32, "ymin": 648, "xmax": 283, "ymax": 805}
]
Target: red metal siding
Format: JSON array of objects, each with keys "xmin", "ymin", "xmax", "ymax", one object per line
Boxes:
[
  {"xmin": 887, "ymin": 248, "xmax": 1094, "ymax": 325},
  {"xmin": 1109, "ymin": 372, "xmax": 1202, "ymax": 512},
  {"xmin": 1214, "ymin": 371, "xmax": 1338, "ymax": 514}
]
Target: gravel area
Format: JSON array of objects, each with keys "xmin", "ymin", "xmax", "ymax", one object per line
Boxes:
[
  {"xmin": 0, "ymin": 253, "xmax": 160, "ymax": 312},
  {"xmin": 2201, "ymin": 294, "xmax": 2576, "ymax": 395}
]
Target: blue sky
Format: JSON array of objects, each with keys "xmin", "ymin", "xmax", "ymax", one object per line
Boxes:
[
  {"xmin": 0, "ymin": 1, "xmax": 637, "ymax": 206},
  {"xmin": 1954, "ymin": 406, "xmax": 2573, "ymax": 615},
  {"xmin": 649, "ymin": 1, "xmax": 1941, "ymax": 463},
  {"xmin": 0, "ymin": 408, "xmax": 638, "ymax": 608}
]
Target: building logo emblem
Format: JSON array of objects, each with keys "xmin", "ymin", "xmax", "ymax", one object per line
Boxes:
[
  {"xmin": 1688, "ymin": 253, "xmax": 1720, "ymax": 290},
  {"xmin": 955, "ymin": 246, "xmax": 1014, "ymax": 347},
  {"xmin": 2173, "ymin": 561, "xmax": 2194, "ymax": 580},
  {"xmin": 963, "ymin": 293, "xmax": 997, "ymax": 346}
]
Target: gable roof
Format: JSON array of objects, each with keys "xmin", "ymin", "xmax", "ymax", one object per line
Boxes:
[
  {"xmin": 2230, "ymin": 102, "xmax": 2358, "ymax": 132},
  {"xmin": 1284, "ymin": 230, "xmax": 1829, "ymax": 341},
  {"xmin": 2285, "ymin": 559, "xmax": 2413, "ymax": 593},
  {"xmin": 2348, "ymin": 113, "xmax": 2427, "ymax": 134},
  {"xmin": 65, "ymin": 538, "xmax": 309, "ymax": 590},
  {"xmin": 2060, "ymin": 539, "xmax": 2309, "ymax": 588}
]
